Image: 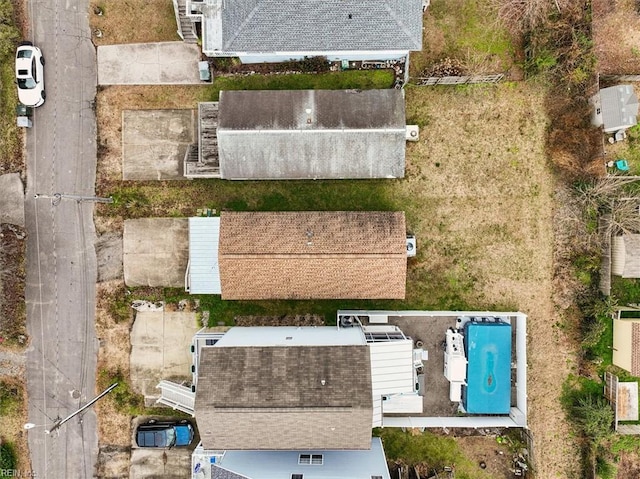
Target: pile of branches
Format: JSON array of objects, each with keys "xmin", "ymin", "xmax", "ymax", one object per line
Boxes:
[{"xmin": 424, "ymin": 57, "xmax": 466, "ymax": 77}]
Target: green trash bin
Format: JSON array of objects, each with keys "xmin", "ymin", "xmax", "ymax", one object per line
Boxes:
[{"xmin": 16, "ymin": 104, "xmax": 32, "ymax": 117}]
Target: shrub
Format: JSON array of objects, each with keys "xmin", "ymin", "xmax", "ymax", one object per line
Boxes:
[
  {"xmin": 0, "ymin": 442, "xmax": 16, "ymax": 470},
  {"xmin": 572, "ymin": 395, "xmax": 614, "ymax": 443}
]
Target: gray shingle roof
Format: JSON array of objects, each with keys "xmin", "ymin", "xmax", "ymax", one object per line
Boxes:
[
  {"xmin": 600, "ymin": 85, "xmax": 639, "ymax": 133},
  {"xmin": 215, "ymin": 0, "xmax": 423, "ymax": 52},
  {"xmin": 216, "ymin": 89, "xmax": 406, "ymax": 179},
  {"xmin": 194, "ymin": 345, "xmax": 373, "ymax": 450}
]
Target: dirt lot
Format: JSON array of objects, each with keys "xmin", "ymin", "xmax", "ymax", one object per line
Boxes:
[{"xmin": 593, "ymin": 0, "xmax": 640, "ymax": 75}]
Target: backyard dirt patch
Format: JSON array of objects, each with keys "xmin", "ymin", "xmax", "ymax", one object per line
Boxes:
[
  {"xmin": 593, "ymin": 0, "xmax": 640, "ymax": 75},
  {"xmin": 454, "ymin": 435, "xmax": 515, "ymax": 479}
]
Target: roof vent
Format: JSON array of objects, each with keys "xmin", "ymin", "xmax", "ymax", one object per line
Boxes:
[{"xmin": 406, "ymin": 125, "xmax": 419, "ymax": 142}]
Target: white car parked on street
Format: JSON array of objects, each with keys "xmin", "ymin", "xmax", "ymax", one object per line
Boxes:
[{"xmin": 15, "ymin": 41, "xmax": 45, "ymax": 107}]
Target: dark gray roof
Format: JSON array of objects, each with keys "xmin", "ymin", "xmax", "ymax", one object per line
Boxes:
[
  {"xmin": 218, "ymin": 0, "xmax": 423, "ymax": 52},
  {"xmin": 600, "ymin": 85, "xmax": 639, "ymax": 132},
  {"xmin": 216, "ymin": 90, "xmax": 406, "ymax": 179},
  {"xmin": 211, "ymin": 465, "xmax": 249, "ymax": 479},
  {"xmin": 194, "ymin": 345, "xmax": 373, "ymax": 450}
]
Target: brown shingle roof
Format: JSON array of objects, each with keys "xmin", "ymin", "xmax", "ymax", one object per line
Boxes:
[
  {"xmin": 194, "ymin": 345, "xmax": 373, "ymax": 450},
  {"xmin": 218, "ymin": 211, "xmax": 407, "ymax": 299}
]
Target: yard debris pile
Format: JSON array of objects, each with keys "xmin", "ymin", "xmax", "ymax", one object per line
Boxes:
[
  {"xmin": 424, "ymin": 57, "xmax": 466, "ymax": 77},
  {"xmin": 234, "ymin": 314, "xmax": 324, "ymax": 327}
]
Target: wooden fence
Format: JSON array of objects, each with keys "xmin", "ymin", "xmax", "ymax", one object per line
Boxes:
[
  {"xmin": 413, "ymin": 74, "xmax": 504, "ymax": 86},
  {"xmin": 600, "ymin": 75, "xmax": 640, "ymax": 82}
]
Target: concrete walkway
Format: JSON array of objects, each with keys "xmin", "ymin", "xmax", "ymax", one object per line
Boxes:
[{"xmin": 97, "ymin": 42, "xmax": 204, "ymax": 85}]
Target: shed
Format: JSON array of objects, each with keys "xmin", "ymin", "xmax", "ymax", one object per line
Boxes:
[
  {"xmin": 613, "ymin": 318, "xmax": 640, "ymax": 375},
  {"xmin": 612, "ymin": 234, "xmax": 640, "ymax": 278},
  {"xmin": 592, "ymin": 85, "xmax": 639, "ymax": 133},
  {"xmin": 462, "ymin": 321, "xmax": 512, "ymax": 415},
  {"xmin": 216, "ymin": 211, "xmax": 408, "ymax": 300},
  {"xmin": 194, "ymin": 343, "xmax": 373, "ymax": 450},
  {"xmin": 215, "ymin": 89, "xmax": 407, "ymax": 179}
]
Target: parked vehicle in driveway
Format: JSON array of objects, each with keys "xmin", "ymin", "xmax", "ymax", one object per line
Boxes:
[
  {"xmin": 15, "ymin": 41, "xmax": 45, "ymax": 107},
  {"xmin": 135, "ymin": 419, "xmax": 194, "ymax": 448}
]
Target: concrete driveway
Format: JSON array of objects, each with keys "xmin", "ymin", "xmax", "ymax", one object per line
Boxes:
[
  {"xmin": 98, "ymin": 42, "xmax": 204, "ymax": 85},
  {"xmin": 122, "ymin": 109, "xmax": 195, "ymax": 180},
  {"xmin": 130, "ymin": 310, "xmax": 200, "ymax": 401},
  {"xmin": 123, "ymin": 218, "xmax": 189, "ymax": 287}
]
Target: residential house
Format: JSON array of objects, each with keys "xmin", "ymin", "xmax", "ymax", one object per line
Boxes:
[
  {"xmin": 591, "ymin": 85, "xmax": 639, "ymax": 134},
  {"xmin": 186, "ymin": 211, "xmax": 411, "ymax": 299},
  {"xmin": 189, "ymin": 325, "xmax": 419, "ymax": 449},
  {"xmin": 191, "ymin": 438, "xmax": 392, "ymax": 479},
  {"xmin": 152, "ymin": 311, "xmax": 528, "ymax": 478},
  {"xmin": 182, "ymin": 0, "xmax": 423, "ymax": 63},
  {"xmin": 612, "ymin": 233, "xmax": 640, "ymax": 278},
  {"xmin": 185, "ymin": 89, "xmax": 417, "ymax": 179}
]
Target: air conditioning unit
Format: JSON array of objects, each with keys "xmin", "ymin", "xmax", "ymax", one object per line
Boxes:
[
  {"xmin": 405, "ymin": 125, "xmax": 419, "ymax": 142},
  {"xmin": 339, "ymin": 315, "xmax": 357, "ymax": 328},
  {"xmin": 406, "ymin": 235, "xmax": 416, "ymax": 257}
]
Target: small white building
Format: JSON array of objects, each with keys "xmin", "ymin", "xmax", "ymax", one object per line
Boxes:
[
  {"xmin": 591, "ymin": 85, "xmax": 639, "ymax": 133},
  {"xmin": 612, "ymin": 234, "xmax": 640, "ymax": 278}
]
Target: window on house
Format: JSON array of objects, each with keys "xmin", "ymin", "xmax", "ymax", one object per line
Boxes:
[
  {"xmin": 291, "ymin": 475, "xmax": 304, "ymax": 479},
  {"xmin": 298, "ymin": 454, "xmax": 323, "ymax": 465}
]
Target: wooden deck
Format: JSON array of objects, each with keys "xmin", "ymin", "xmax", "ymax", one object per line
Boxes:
[{"xmin": 184, "ymin": 102, "xmax": 221, "ymax": 178}]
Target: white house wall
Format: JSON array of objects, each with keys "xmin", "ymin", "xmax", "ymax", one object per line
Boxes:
[
  {"xmin": 187, "ymin": 217, "xmax": 221, "ymax": 294},
  {"xmin": 369, "ymin": 340, "xmax": 415, "ymax": 426}
]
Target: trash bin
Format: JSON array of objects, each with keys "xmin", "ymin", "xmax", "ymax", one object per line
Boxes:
[{"xmin": 198, "ymin": 61, "xmax": 211, "ymax": 82}]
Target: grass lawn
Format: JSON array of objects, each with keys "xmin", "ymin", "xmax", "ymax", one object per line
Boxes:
[
  {"xmin": 90, "ymin": 0, "xmax": 180, "ymax": 45},
  {"xmin": 207, "ymin": 70, "xmax": 394, "ymax": 98},
  {"xmin": 413, "ymin": 0, "xmax": 516, "ymax": 77},
  {"xmin": 0, "ymin": 0, "xmax": 22, "ymax": 174}
]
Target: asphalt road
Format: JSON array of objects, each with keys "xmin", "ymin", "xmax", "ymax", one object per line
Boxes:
[{"xmin": 24, "ymin": 0, "xmax": 99, "ymax": 477}]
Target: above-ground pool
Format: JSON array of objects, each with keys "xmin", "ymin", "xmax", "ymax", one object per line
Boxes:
[{"xmin": 463, "ymin": 321, "xmax": 512, "ymax": 414}]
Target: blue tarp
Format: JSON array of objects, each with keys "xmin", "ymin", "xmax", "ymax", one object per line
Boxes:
[{"xmin": 463, "ymin": 321, "xmax": 511, "ymax": 414}]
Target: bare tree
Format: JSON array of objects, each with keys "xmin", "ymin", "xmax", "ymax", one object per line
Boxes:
[
  {"xmin": 575, "ymin": 176, "xmax": 640, "ymax": 236},
  {"xmin": 492, "ymin": 0, "xmax": 569, "ymax": 33}
]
